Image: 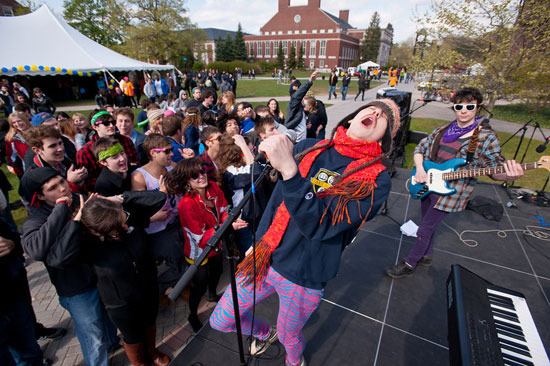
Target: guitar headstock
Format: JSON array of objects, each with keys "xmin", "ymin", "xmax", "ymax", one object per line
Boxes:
[{"xmin": 537, "ymin": 156, "xmax": 550, "ymax": 171}]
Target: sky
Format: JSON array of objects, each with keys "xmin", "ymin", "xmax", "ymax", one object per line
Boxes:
[{"xmin": 43, "ymin": 0, "xmax": 430, "ymax": 43}]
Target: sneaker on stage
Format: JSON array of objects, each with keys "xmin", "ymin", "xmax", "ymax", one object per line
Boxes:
[
  {"xmin": 250, "ymin": 326, "xmax": 278, "ymax": 356},
  {"xmin": 385, "ymin": 259, "xmax": 415, "ymax": 279}
]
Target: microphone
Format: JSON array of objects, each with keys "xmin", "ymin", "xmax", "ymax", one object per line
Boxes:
[
  {"xmin": 419, "ymin": 97, "xmax": 438, "ymax": 102},
  {"xmin": 254, "ymin": 130, "xmax": 297, "ymax": 162},
  {"xmin": 536, "ymin": 136, "xmax": 550, "ymax": 153}
]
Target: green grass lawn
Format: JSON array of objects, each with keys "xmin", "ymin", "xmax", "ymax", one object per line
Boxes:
[
  {"xmin": 492, "ymin": 104, "xmax": 550, "ymax": 128},
  {"xmin": 403, "ymin": 118, "xmax": 550, "ymax": 190},
  {"xmin": 237, "ymin": 79, "xmax": 382, "ymax": 98}
]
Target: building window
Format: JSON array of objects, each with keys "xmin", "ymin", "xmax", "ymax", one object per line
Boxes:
[
  {"xmin": 309, "ymin": 40, "xmax": 316, "ymax": 56},
  {"xmin": 278, "ymin": 31, "xmax": 283, "ymax": 35},
  {"xmin": 249, "ymin": 43, "xmax": 254, "ymax": 57},
  {"xmin": 291, "ymin": 40, "xmax": 297, "ymax": 52},
  {"xmin": 283, "ymin": 41, "xmax": 288, "ymax": 56},
  {"xmin": 328, "ymin": 29, "xmax": 333, "ymax": 33},
  {"xmin": 265, "ymin": 41, "xmax": 270, "ymax": 57},
  {"xmin": 319, "ymin": 60, "xmax": 324, "ymax": 67},
  {"xmin": 312, "ymin": 30, "xmax": 317, "ymax": 34},
  {"xmin": 257, "ymin": 41, "xmax": 262, "ymax": 57},
  {"xmin": 319, "ymin": 40, "xmax": 327, "ymax": 57},
  {"xmin": 294, "ymin": 30, "xmax": 299, "ymax": 34},
  {"xmin": 302, "ymin": 30, "xmax": 306, "ymax": 34},
  {"xmin": 300, "ymin": 41, "xmax": 306, "ymax": 56},
  {"xmin": 287, "ymin": 30, "xmax": 292, "ymax": 34},
  {"xmin": 310, "ymin": 60, "xmax": 315, "ymax": 68},
  {"xmin": 320, "ymin": 29, "xmax": 325, "ymax": 33},
  {"xmin": 274, "ymin": 41, "xmax": 279, "ymax": 55}
]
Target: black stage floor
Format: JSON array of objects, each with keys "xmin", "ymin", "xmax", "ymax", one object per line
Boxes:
[{"xmin": 173, "ymin": 168, "xmax": 550, "ymax": 366}]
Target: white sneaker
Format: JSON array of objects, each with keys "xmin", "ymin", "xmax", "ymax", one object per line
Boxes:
[{"xmin": 250, "ymin": 326, "xmax": 278, "ymax": 356}]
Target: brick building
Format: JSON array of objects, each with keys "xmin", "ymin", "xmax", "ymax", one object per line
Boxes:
[{"xmin": 242, "ymin": 0, "xmax": 393, "ymax": 69}]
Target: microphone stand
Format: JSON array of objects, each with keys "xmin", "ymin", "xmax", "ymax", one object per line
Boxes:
[{"xmin": 167, "ymin": 163, "xmax": 273, "ymax": 366}]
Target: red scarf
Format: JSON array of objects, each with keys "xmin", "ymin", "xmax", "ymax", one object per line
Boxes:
[{"xmin": 237, "ymin": 127, "xmax": 386, "ymax": 285}]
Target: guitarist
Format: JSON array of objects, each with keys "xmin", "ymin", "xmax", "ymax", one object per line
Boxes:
[{"xmin": 385, "ymin": 87, "xmax": 524, "ymax": 279}]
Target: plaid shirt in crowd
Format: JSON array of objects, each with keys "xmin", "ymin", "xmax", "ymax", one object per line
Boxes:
[
  {"xmin": 414, "ymin": 126, "xmax": 503, "ymax": 213},
  {"xmin": 199, "ymin": 151, "xmax": 217, "ymax": 183},
  {"xmin": 76, "ymin": 133, "xmax": 139, "ymax": 191}
]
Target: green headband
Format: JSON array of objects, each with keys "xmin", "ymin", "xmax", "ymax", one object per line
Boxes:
[
  {"xmin": 91, "ymin": 111, "xmax": 111, "ymax": 125},
  {"xmin": 98, "ymin": 143, "xmax": 124, "ymax": 161}
]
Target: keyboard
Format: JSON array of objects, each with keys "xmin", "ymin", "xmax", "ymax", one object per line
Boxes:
[{"xmin": 447, "ymin": 264, "xmax": 550, "ymax": 366}]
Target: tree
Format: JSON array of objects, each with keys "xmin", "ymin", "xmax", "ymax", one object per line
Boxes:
[
  {"xmin": 215, "ymin": 36, "xmax": 225, "ymax": 62},
  {"xmin": 415, "ymin": 0, "xmax": 550, "ymax": 110},
  {"xmin": 297, "ymin": 41, "xmax": 305, "ymax": 69},
  {"xmin": 63, "ymin": 0, "xmax": 127, "ymax": 46},
  {"xmin": 233, "ymin": 23, "xmax": 248, "ymax": 61},
  {"xmin": 277, "ymin": 41, "xmax": 285, "ymax": 70},
  {"xmin": 223, "ymin": 33, "xmax": 235, "ymax": 62},
  {"xmin": 360, "ymin": 12, "xmax": 381, "ymax": 62},
  {"xmin": 122, "ymin": 0, "xmax": 196, "ymax": 65},
  {"xmin": 389, "ymin": 38, "xmax": 415, "ymax": 68},
  {"xmin": 288, "ymin": 44, "xmax": 297, "ymax": 70}
]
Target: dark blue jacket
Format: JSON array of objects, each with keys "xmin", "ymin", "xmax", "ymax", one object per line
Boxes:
[{"xmin": 258, "ymin": 139, "xmax": 391, "ymax": 289}]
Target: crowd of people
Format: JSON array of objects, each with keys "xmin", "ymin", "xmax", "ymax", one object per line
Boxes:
[{"xmin": 0, "ymin": 67, "xmax": 525, "ymax": 366}]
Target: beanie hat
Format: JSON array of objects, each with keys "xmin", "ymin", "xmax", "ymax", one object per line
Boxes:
[
  {"xmin": 147, "ymin": 108, "xmax": 164, "ymax": 123},
  {"xmin": 19, "ymin": 167, "xmax": 61, "ymax": 207},
  {"xmin": 363, "ymin": 98, "xmax": 401, "ymax": 154},
  {"xmin": 31, "ymin": 112, "xmax": 55, "ymax": 126},
  {"xmin": 164, "ymin": 109, "xmax": 175, "ymax": 117}
]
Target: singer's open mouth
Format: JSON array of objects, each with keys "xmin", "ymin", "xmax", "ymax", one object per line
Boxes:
[{"xmin": 361, "ymin": 116, "xmax": 375, "ymax": 128}]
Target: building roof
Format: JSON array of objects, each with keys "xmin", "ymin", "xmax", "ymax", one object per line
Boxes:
[
  {"xmin": 321, "ymin": 10, "xmax": 353, "ymax": 29},
  {"xmin": 201, "ymin": 28, "xmax": 250, "ymax": 41}
]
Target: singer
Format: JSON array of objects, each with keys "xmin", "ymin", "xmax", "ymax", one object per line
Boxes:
[
  {"xmin": 385, "ymin": 87, "xmax": 525, "ymax": 279},
  {"xmin": 210, "ymin": 99, "xmax": 400, "ymax": 366}
]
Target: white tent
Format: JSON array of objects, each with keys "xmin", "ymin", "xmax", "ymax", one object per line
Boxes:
[
  {"xmin": 0, "ymin": 4, "xmax": 173, "ymax": 77},
  {"xmin": 358, "ymin": 61, "xmax": 380, "ymax": 70}
]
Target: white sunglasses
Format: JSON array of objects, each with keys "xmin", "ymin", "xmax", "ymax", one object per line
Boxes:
[{"xmin": 453, "ymin": 103, "xmax": 477, "ymax": 111}]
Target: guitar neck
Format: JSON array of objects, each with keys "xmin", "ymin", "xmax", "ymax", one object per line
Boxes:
[{"xmin": 443, "ymin": 162, "xmax": 538, "ymax": 180}]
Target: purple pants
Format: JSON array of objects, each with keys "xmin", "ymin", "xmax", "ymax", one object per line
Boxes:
[
  {"xmin": 405, "ymin": 194, "xmax": 448, "ymax": 267},
  {"xmin": 210, "ymin": 267, "xmax": 323, "ymax": 365}
]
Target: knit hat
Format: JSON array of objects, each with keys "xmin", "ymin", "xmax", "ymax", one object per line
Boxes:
[
  {"xmin": 31, "ymin": 112, "xmax": 55, "ymax": 126},
  {"xmin": 363, "ymin": 98, "xmax": 401, "ymax": 154},
  {"xmin": 147, "ymin": 108, "xmax": 164, "ymax": 122},
  {"xmin": 164, "ymin": 109, "xmax": 175, "ymax": 117},
  {"xmin": 19, "ymin": 167, "xmax": 61, "ymax": 207}
]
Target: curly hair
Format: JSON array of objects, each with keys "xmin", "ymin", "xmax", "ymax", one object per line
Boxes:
[
  {"xmin": 164, "ymin": 157, "xmax": 205, "ymax": 196},
  {"xmin": 215, "ymin": 134, "xmax": 245, "ymax": 185}
]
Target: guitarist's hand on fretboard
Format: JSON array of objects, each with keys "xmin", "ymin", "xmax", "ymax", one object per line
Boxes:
[{"xmin": 495, "ymin": 159, "xmax": 525, "ymax": 182}]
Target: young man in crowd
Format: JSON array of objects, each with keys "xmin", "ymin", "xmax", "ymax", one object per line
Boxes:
[
  {"xmin": 199, "ymin": 89, "xmax": 215, "ymax": 115},
  {"xmin": 236, "ymin": 102, "xmax": 256, "ymax": 135},
  {"xmin": 29, "ymin": 112, "xmax": 76, "ymax": 163},
  {"xmin": 21, "ymin": 168, "xmax": 120, "ymax": 366},
  {"xmin": 93, "ymin": 137, "xmax": 132, "ymax": 196},
  {"xmin": 131, "ymin": 134, "xmax": 186, "ymax": 302},
  {"xmin": 24, "ymin": 125, "xmax": 88, "ymax": 193},
  {"xmin": 186, "ymin": 87, "xmax": 202, "ymax": 109},
  {"xmin": 198, "ymin": 126, "xmax": 222, "ymax": 182},
  {"xmin": 76, "ymin": 110, "xmax": 138, "ymax": 191},
  {"xmin": 162, "ymin": 114, "xmax": 194, "ymax": 163},
  {"xmin": 210, "ymin": 95, "xmax": 400, "ymax": 366},
  {"xmin": 114, "ymin": 107, "xmax": 146, "ymax": 163},
  {"xmin": 385, "ymin": 88, "xmax": 524, "ymax": 278},
  {"xmin": 328, "ymin": 69, "xmax": 338, "ymax": 100},
  {"xmin": 341, "ymin": 72, "xmax": 351, "ymax": 101}
]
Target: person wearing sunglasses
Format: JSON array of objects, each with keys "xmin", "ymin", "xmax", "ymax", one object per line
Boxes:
[
  {"xmin": 76, "ymin": 110, "xmax": 139, "ymax": 191},
  {"xmin": 386, "ymin": 87, "xmax": 525, "ymax": 279},
  {"xmin": 165, "ymin": 157, "xmax": 248, "ymax": 332},
  {"xmin": 131, "ymin": 134, "xmax": 186, "ymax": 303},
  {"xmin": 78, "ymin": 192, "xmax": 170, "ymax": 366}
]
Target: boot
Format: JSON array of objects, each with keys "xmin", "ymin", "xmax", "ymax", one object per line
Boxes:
[
  {"xmin": 145, "ymin": 325, "xmax": 170, "ymax": 366},
  {"xmin": 122, "ymin": 342, "xmax": 147, "ymax": 366}
]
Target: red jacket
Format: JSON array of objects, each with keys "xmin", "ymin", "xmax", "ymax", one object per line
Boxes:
[
  {"xmin": 178, "ymin": 182, "xmax": 229, "ymax": 261},
  {"xmin": 5, "ymin": 135, "xmax": 29, "ymax": 177}
]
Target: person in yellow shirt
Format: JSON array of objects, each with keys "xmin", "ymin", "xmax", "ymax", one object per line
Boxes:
[
  {"xmin": 389, "ymin": 75, "xmax": 398, "ymax": 87},
  {"xmin": 121, "ymin": 76, "xmax": 137, "ymax": 108}
]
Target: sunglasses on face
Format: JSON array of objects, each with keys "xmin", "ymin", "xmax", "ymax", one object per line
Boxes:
[
  {"xmin": 453, "ymin": 103, "xmax": 477, "ymax": 111},
  {"xmin": 123, "ymin": 210, "xmax": 130, "ymax": 223},
  {"xmin": 190, "ymin": 167, "xmax": 206, "ymax": 180},
  {"xmin": 151, "ymin": 147, "xmax": 174, "ymax": 154},
  {"xmin": 99, "ymin": 119, "xmax": 116, "ymax": 126},
  {"xmin": 207, "ymin": 135, "xmax": 221, "ymax": 142}
]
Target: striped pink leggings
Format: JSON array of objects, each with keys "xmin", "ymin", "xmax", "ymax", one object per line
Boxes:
[{"xmin": 209, "ymin": 267, "xmax": 323, "ymax": 365}]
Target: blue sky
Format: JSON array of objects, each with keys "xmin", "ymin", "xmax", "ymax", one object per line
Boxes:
[{"xmin": 43, "ymin": 0, "xmax": 429, "ymax": 43}]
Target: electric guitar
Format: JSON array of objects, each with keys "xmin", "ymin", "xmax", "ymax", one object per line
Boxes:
[{"xmin": 408, "ymin": 156, "xmax": 550, "ymax": 199}]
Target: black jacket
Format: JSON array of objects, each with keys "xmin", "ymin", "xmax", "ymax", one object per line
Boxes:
[
  {"xmin": 22, "ymin": 194, "xmax": 97, "ymax": 297},
  {"xmin": 94, "ymin": 167, "xmax": 133, "ymax": 196},
  {"xmin": 82, "ymin": 191, "xmax": 165, "ymax": 309},
  {"xmin": 285, "ymin": 80, "xmax": 312, "ymax": 130}
]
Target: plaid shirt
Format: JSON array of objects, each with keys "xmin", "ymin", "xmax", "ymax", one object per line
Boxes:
[
  {"xmin": 76, "ymin": 133, "xmax": 139, "ymax": 192},
  {"xmin": 414, "ymin": 126, "xmax": 503, "ymax": 212},
  {"xmin": 199, "ymin": 151, "xmax": 217, "ymax": 183}
]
